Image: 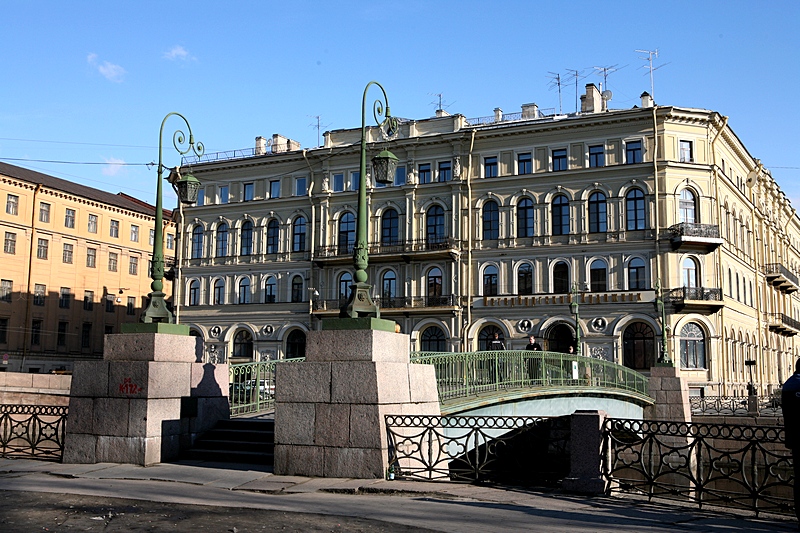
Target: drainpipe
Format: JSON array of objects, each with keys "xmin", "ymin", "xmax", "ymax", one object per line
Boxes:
[
  {"xmin": 23, "ymin": 184, "xmax": 43, "ymax": 367},
  {"xmin": 174, "ymin": 202, "xmax": 184, "ymax": 324},
  {"xmin": 710, "ymin": 115, "xmax": 728, "ymax": 390},
  {"xmin": 303, "ymin": 149, "xmax": 316, "ymax": 328},
  {"xmin": 465, "ymin": 130, "xmax": 477, "ymax": 350},
  {"xmin": 651, "ymin": 106, "xmax": 666, "ymax": 362}
]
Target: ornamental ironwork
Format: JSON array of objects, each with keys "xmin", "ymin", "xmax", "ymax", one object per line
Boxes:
[{"xmin": 0, "ymin": 404, "xmax": 68, "ymax": 461}]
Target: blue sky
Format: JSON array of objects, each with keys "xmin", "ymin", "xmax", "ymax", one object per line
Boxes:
[{"xmin": 2, "ymin": 1, "xmax": 798, "ymax": 206}]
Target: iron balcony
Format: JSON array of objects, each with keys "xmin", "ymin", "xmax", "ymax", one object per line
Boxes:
[{"xmin": 668, "ymin": 223, "xmax": 723, "ymax": 253}]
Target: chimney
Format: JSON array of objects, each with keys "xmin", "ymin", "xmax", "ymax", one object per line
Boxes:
[
  {"xmin": 494, "ymin": 107, "xmax": 503, "ymax": 122},
  {"xmin": 255, "ymin": 136, "xmax": 267, "ymax": 156},
  {"xmin": 580, "ymin": 84, "xmax": 602, "ymax": 114},
  {"xmin": 640, "ymin": 91, "xmax": 654, "ymax": 108},
  {"xmin": 521, "ymin": 103, "xmax": 539, "ymax": 119},
  {"xmin": 435, "ymin": 109, "xmax": 451, "ymax": 118}
]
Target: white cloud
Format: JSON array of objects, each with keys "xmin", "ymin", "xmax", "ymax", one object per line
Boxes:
[
  {"xmin": 163, "ymin": 45, "xmax": 194, "ymax": 61},
  {"xmin": 87, "ymin": 53, "xmax": 126, "ymax": 83},
  {"xmin": 102, "ymin": 157, "xmax": 126, "ymax": 177}
]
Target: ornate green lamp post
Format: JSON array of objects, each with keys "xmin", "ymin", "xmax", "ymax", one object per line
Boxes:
[
  {"xmin": 124, "ymin": 113, "xmax": 202, "ymax": 334},
  {"xmin": 654, "ymin": 279, "xmax": 671, "ymax": 364},
  {"xmin": 570, "ymin": 283, "xmax": 582, "ymax": 356},
  {"xmin": 338, "ymin": 82, "xmax": 399, "ymax": 324}
]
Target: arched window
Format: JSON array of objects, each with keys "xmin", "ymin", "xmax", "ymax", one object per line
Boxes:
[
  {"xmin": 478, "ymin": 325, "xmax": 505, "ymax": 351},
  {"xmin": 381, "ymin": 209, "xmax": 399, "ymax": 246},
  {"xmin": 215, "ymin": 223, "xmax": 228, "ymax": 257},
  {"xmin": 626, "ymin": 189, "xmax": 646, "ymax": 230},
  {"xmin": 265, "ymin": 276, "xmax": 277, "ymax": 303},
  {"xmin": 427, "ymin": 267, "xmax": 443, "ymax": 305},
  {"xmin": 338, "ymin": 212, "xmax": 355, "ymax": 255},
  {"xmin": 588, "ymin": 192, "xmax": 607, "ymax": 233},
  {"xmin": 736, "ymin": 272, "xmax": 741, "ymax": 302},
  {"xmin": 553, "ymin": 261, "xmax": 569, "ymax": 294},
  {"xmin": 266, "ymin": 219, "xmax": 279, "ymax": 254},
  {"xmin": 483, "ymin": 200, "xmax": 499, "ymax": 240},
  {"xmin": 338, "ymin": 272, "xmax": 352, "ymax": 302},
  {"xmin": 381, "ymin": 270, "xmax": 397, "ymax": 306},
  {"xmin": 680, "ymin": 322, "xmax": 706, "ymax": 369},
  {"xmin": 728, "ymin": 268, "xmax": 733, "ymax": 297},
  {"xmin": 628, "ymin": 258, "xmax": 646, "ymax": 289},
  {"xmin": 188, "ymin": 280, "xmax": 200, "ymax": 306},
  {"xmin": 191, "ymin": 226, "xmax": 204, "ymax": 259},
  {"xmin": 590, "ymin": 259, "xmax": 607, "ymax": 292},
  {"xmin": 286, "ymin": 330, "xmax": 306, "ymax": 358},
  {"xmin": 291, "ymin": 275, "xmax": 303, "ymax": 303},
  {"xmin": 292, "ymin": 217, "xmax": 306, "ymax": 252},
  {"xmin": 426, "ymin": 205, "xmax": 445, "ymax": 246},
  {"xmin": 552, "ymin": 195, "xmax": 569, "ymax": 236},
  {"xmin": 238, "ymin": 278, "xmax": 251, "ymax": 304},
  {"xmin": 483, "ymin": 265, "xmax": 498, "ymax": 296},
  {"xmin": 679, "ymin": 189, "xmax": 697, "ymax": 224},
  {"xmin": 420, "ymin": 326, "xmax": 447, "ymax": 352},
  {"xmin": 683, "ymin": 257, "xmax": 698, "ymax": 288},
  {"xmin": 240, "ymin": 221, "xmax": 253, "ymax": 256},
  {"xmin": 518, "ymin": 263, "xmax": 533, "ymax": 295},
  {"xmin": 623, "ymin": 322, "xmax": 655, "ymax": 370},
  {"xmin": 517, "ymin": 198, "xmax": 534, "ymax": 238},
  {"xmin": 233, "ymin": 330, "xmax": 253, "ymax": 360},
  {"xmin": 213, "ymin": 279, "xmax": 225, "ymax": 305}
]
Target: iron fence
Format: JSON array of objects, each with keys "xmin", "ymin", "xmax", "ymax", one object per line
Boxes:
[
  {"xmin": 385, "ymin": 414, "xmax": 569, "ymax": 484},
  {"xmin": 668, "ymin": 223, "xmax": 721, "ymax": 239},
  {"xmin": 603, "ymin": 418, "xmax": 792, "ymax": 516},
  {"xmin": 690, "ymin": 395, "xmax": 782, "ymax": 417},
  {"xmin": 229, "ymin": 358, "xmax": 304, "ymax": 416},
  {"xmin": 409, "ymin": 350, "xmax": 650, "ymax": 402},
  {"xmin": 668, "ymin": 286, "xmax": 723, "ymax": 302},
  {"xmin": 0, "ymin": 404, "xmax": 68, "ymax": 461}
]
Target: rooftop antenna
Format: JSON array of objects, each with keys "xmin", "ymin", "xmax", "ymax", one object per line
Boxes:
[
  {"xmin": 635, "ymin": 49, "xmax": 670, "ymax": 101},
  {"xmin": 565, "ymin": 69, "xmax": 590, "ymax": 113},
  {"xmin": 308, "ymin": 115, "xmax": 331, "ymax": 147},
  {"xmin": 592, "ymin": 64, "xmax": 624, "ymax": 91},
  {"xmin": 429, "ymin": 92, "xmax": 455, "ymax": 115},
  {"xmin": 547, "ymin": 72, "xmax": 563, "ymax": 115}
]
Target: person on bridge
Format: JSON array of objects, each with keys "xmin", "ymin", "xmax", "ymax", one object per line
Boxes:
[
  {"xmin": 525, "ymin": 336, "xmax": 541, "ymax": 351},
  {"xmin": 781, "ymin": 358, "xmax": 800, "ymax": 525},
  {"xmin": 525, "ymin": 336, "xmax": 542, "ymax": 383}
]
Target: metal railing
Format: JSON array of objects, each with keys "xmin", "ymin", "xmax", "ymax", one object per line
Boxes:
[
  {"xmin": 315, "ymin": 237, "xmax": 459, "ymax": 258},
  {"xmin": 603, "ymin": 418, "xmax": 792, "ymax": 516},
  {"xmin": 690, "ymin": 395, "xmax": 782, "ymax": 417},
  {"xmin": 770, "ymin": 313, "xmax": 800, "ymax": 332},
  {"xmin": 668, "ymin": 223, "xmax": 721, "ymax": 239},
  {"xmin": 385, "ymin": 414, "xmax": 569, "ymax": 484},
  {"xmin": 313, "ymin": 294, "xmax": 458, "ymax": 311},
  {"xmin": 765, "ymin": 263, "xmax": 800, "ymax": 288},
  {"xmin": 668, "ymin": 286, "xmax": 723, "ymax": 302},
  {"xmin": 182, "ymin": 142, "xmax": 301, "ymax": 165},
  {"xmin": 409, "ymin": 350, "xmax": 650, "ymax": 402},
  {"xmin": 229, "ymin": 358, "xmax": 304, "ymax": 416},
  {"xmin": 1, "ymin": 405, "xmax": 68, "ymax": 461},
  {"xmin": 466, "ymin": 108, "xmax": 557, "ymax": 126}
]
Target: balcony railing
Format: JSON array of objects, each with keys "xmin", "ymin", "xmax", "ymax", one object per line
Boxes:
[
  {"xmin": 312, "ymin": 294, "xmax": 458, "ymax": 312},
  {"xmin": 315, "ymin": 237, "xmax": 459, "ymax": 259},
  {"xmin": 769, "ymin": 313, "xmax": 800, "ymax": 336},
  {"xmin": 765, "ymin": 263, "xmax": 800, "ymax": 293},
  {"xmin": 181, "ymin": 142, "xmax": 301, "ymax": 165},
  {"xmin": 668, "ymin": 286, "xmax": 722, "ymax": 302},
  {"xmin": 668, "ymin": 223, "xmax": 721, "ymax": 239}
]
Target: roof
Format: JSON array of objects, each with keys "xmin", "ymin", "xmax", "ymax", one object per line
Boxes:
[{"xmin": 0, "ymin": 161, "xmax": 157, "ymax": 217}]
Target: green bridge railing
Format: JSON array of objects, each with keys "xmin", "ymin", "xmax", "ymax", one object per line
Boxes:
[{"xmin": 228, "ymin": 351, "xmax": 650, "ymax": 416}]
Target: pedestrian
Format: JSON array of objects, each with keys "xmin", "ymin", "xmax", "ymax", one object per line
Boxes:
[
  {"xmin": 525, "ymin": 335, "xmax": 541, "ymax": 351},
  {"xmin": 488, "ymin": 333, "xmax": 506, "ymax": 383},
  {"xmin": 781, "ymin": 358, "xmax": 800, "ymax": 525},
  {"xmin": 567, "ymin": 345, "xmax": 575, "ymax": 354},
  {"xmin": 524, "ymin": 335, "xmax": 542, "ymax": 384},
  {"xmin": 488, "ymin": 332, "xmax": 506, "ymax": 351}
]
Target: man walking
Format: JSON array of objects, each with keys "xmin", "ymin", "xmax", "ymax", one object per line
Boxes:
[{"xmin": 782, "ymin": 358, "xmax": 800, "ymax": 525}]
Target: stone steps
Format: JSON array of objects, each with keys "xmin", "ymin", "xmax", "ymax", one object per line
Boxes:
[{"xmin": 186, "ymin": 418, "xmax": 274, "ymax": 465}]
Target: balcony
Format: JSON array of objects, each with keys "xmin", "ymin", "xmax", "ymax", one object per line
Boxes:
[
  {"xmin": 768, "ymin": 313, "xmax": 800, "ymax": 336},
  {"xmin": 312, "ymin": 294, "xmax": 458, "ymax": 315},
  {"xmin": 314, "ymin": 237, "xmax": 460, "ymax": 265},
  {"xmin": 764, "ymin": 263, "xmax": 800, "ymax": 294},
  {"xmin": 668, "ymin": 286, "xmax": 723, "ymax": 313},
  {"xmin": 668, "ymin": 223, "xmax": 723, "ymax": 253}
]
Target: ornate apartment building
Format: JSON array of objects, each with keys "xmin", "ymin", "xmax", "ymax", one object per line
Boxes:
[
  {"xmin": 178, "ymin": 84, "xmax": 799, "ymax": 397},
  {"xmin": 0, "ymin": 162, "xmax": 176, "ymax": 372}
]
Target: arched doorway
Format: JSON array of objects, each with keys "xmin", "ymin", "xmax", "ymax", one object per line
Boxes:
[
  {"xmin": 478, "ymin": 324, "xmax": 505, "ymax": 351},
  {"xmin": 546, "ymin": 323, "xmax": 574, "ymax": 353},
  {"xmin": 286, "ymin": 329, "xmax": 306, "ymax": 359},
  {"xmin": 420, "ymin": 325, "xmax": 447, "ymax": 352},
  {"xmin": 623, "ymin": 322, "xmax": 655, "ymax": 370},
  {"xmin": 232, "ymin": 329, "xmax": 254, "ymax": 361}
]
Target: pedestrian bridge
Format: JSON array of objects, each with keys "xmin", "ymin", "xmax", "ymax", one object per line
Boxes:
[{"xmin": 229, "ymin": 350, "xmax": 653, "ymax": 419}]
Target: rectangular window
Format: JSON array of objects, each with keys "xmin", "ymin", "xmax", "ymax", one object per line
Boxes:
[
  {"xmin": 438, "ymin": 161, "xmax": 452, "ymax": 182},
  {"xmin": 552, "ymin": 149, "xmax": 568, "ymax": 171},
  {"xmin": 0, "ymin": 317, "xmax": 7, "ymax": 343},
  {"xmin": 31, "ymin": 319, "xmax": 42, "ymax": 345},
  {"xmin": 679, "ymin": 140, "xmax": 694, "ymax": 163},
  {"xmin": 130, "ymin": 225, "xmax": 139, "ymax": 242},
  {"xmin": 57, "ymin": 321, "xmax": 67, "ymax": 347},
  {"xmin": 62, "ymin": 243, "xmax": 73, "ymax": 264},
  {"xmin": 83, "ymin": 290, "xmax": 94, "ymax": 311},
  {"xmin": 86, "ymin": 248, "xmax": 96, "ymax": 268},
  {"xmin": 588, "ymin": 145, "xmax": 605, "ymax": 168},
  {"xmin": 243, "ymin": 182, "xmax": 255, "ymax": 201},
  {"xmin": 332, "ymin": 173, "xmax": 345, "ymax": 192},
  {"xmin": 6, "ymin": 194, "xmax": 18, "ymax": 215},
  {"xmin": 295, "ymin": 177, "xmax": 307, "ymax": 196},
  {"xmin": 625, "ymin": 140, "xmax": 642, "ymax": 164},
  {"xmin": 129, "ymin": 256, "xmax": 138, "ymax": 275},
  {"xmin": 33, "ymin": 284, "xmax": 45, "ymax": 306},
  {"xmin": 0, "ymin": 279, "xmax": 11, "ymax": 302},
  {"xmin": 127, "ymin": 296, "xmax": 135, "ymax": 315},
  {"xmin": 4, "ymin": 232, "xmax": 15, "ymax": 254},
  {"xmin": 394, "ymin": 166, "xmax": 406, "ymax": 186},
  {"xmin": 166, "ymin": 234, "xmax": 174, "ymax": 250},
  {"xmin": 110, "ymin": 220, "xmax": 119, "ymax": 238},
  {"xmin": 59, "ymin": 287, "xmax": 71, "ymax": 308},
  {"xmin": 269, "ymin": 180, "xmax": 280, "ymax": 199},
  {"xmin": 149, "ymin": 229, "xmax": 155, "ymax": 246},
  {"xmin": 418, "ymin": 163, "xmax": 432, "ymax": 184},
  {"xmin": 484, "ymin": 156, "xmax": 498, "ymax": 178},
  {"xmin": 81, "ymin": 323, "xmax": 92, "ymax": 349},
  {"xmin": 106, "ymin": 296, "xmax": 114, "ymax": 313},
  {"xmin": 37, "ymin": 238, "xmax": 48, "ymax": 260},
  {"xmin": 64, "ymin": 208, "xmax": 75, "ymax": 228},
  {"xmin": 219, "ymin": 185, "xmax": 229, "ymax": 204},
  {"xmin": 350, "ymin": 172, "xmax": 359, "ymax": 191},
  {"xmin": 88, "ymin": 214, "xmax": 98, "ymax": 233},
  {"xmin": 517, "ymin": 153, "xmax": 532, "ymax": 175},
  {"xmin": 196, "ymin": 189, "xmax": 205, "ymax": 206},
  {"xmin": 108, "ymin": 252, "xmax": 118, "ymax": 272},
  {"xmin": 39, "ymin": 202, "xmax": 50, "ymax": 223}
]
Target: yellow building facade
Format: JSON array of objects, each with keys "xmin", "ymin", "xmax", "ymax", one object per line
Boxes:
[{"xmin": 0, "ymin": 162, "xmax": 175, "ymax": 372}]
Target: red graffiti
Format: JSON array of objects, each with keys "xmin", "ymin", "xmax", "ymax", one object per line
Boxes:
[{"xmin": 119, "ymin": 377, "xmax": 142, "ymax": 395}]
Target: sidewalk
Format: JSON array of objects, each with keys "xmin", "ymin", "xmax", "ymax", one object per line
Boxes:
[{"xmin": 0, "ymin": 457, "xmax": 794, "ymax": 532}]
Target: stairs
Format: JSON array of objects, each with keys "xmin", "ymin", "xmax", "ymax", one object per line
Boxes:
[{"xmin": 186, "ymin": 418, "xmax": 274, "ymax": 465}]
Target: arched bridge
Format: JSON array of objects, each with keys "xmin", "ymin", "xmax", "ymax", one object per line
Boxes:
[{"xmin": 229, "ymin": 350, "xmax": 652, "ymax": 418}]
